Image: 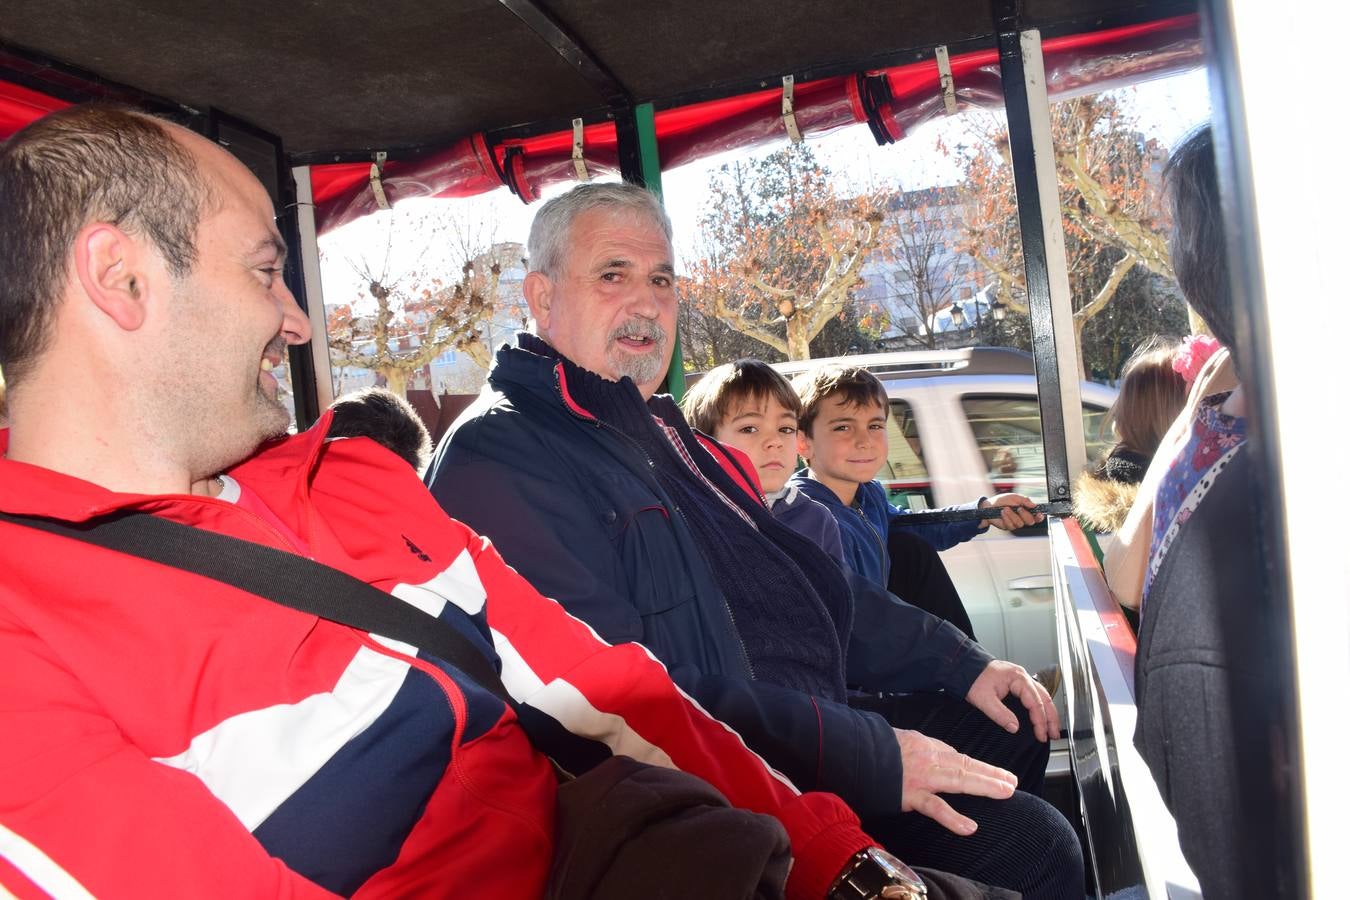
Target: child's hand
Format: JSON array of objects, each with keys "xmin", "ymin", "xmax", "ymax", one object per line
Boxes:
[{"xmin": 979, "ymin": 493, "xmax": 1043, "ymax": 530}]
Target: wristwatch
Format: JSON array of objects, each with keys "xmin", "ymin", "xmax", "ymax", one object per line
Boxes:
[{"xmin": 827, "ymin": 847, "xmax": 928, "ymax": 899}]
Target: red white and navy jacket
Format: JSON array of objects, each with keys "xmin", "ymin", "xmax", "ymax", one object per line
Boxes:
[{"xmin": 0, "ymin": 414, "xmax": 870, "ymax": 899}]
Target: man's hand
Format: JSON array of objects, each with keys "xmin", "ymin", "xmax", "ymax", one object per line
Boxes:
[
  {"xmin": 895, "ymin": 729, "xmax": 1017, "ymax": 835},
  {"xmin": 978, "ymin": 493, "xmax": 1043, "ymax": 531},
  {"xmin": 965, "ymin": 660, "xmax": 1061, "ymax": 741}
]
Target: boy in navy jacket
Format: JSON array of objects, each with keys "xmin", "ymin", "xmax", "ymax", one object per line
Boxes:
[{"xmin": 790, "ymin": 364, "xmax": 1042, "ymax": 635}]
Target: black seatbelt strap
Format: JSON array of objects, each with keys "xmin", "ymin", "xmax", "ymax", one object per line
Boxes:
[{"xmin": 0, "ymin": 510, "xmax": 515, "ymax": 708}]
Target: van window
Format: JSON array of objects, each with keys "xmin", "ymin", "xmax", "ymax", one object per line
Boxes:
[
  {"xmin": 885, "ymin": 399, "xmax": 934, "ymax": 510},
  {"xmin": 960, "ymin": 395, "xmax": 1111, "ymax": 501}
]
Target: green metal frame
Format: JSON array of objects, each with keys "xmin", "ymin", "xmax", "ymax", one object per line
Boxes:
[{"xmin": 629, "ymin": 102, "xmax": 687, "ymax": 401}]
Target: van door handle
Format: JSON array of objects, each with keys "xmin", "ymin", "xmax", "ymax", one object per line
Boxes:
[{"xmin": 1006, "ymin": 574, "xmax": 1053, "ymax": 605}]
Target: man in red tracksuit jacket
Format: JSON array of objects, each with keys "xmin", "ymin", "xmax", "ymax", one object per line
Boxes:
[{"xmin": 0, "ymin": 105, "xmax": 970, "ymax": 898}]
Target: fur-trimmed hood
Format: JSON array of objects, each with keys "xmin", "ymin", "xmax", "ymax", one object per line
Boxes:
[{"xmin": 1074, "ymin": 468, "xmax": 1140, "ymax": 534}]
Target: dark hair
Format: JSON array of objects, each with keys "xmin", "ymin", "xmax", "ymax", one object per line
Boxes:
[
  {"xmin": 1165, "ymin": 126, "xmax": 1234, "ymax": 354},
  {"xmin": 681, "ymin": 358, "xmax": 801, "ymax": 434},
  {"xmin": 792, "ymin": 364, "xmax": 889, "ymax": 436},
  {"xmin": 327, "ymin": 388, "xmax": 432, "ymax": 471},
  {"xmin": 0, "ymin": 104, "xmax": 212, "ymax": 386}
]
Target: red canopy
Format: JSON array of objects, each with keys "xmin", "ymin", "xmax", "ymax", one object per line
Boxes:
[
  {"xmin": 0, "ymin": 15, "xmax": 1200, "ymax": 235},
  {"xmin": 0, "ymin": 79, "xmax": 69, "ymax": 137},
  {"xmin": 308, "ymin": 14, "xmax": 1200, "ymax": 232}
]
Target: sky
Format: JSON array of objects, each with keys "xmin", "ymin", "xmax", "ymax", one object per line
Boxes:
[{"xmin": 317, "ymin": 67, "xmax": 1211, "ymax": 308}]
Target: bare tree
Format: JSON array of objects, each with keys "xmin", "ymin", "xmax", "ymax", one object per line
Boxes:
[
  {"xmin": 957, "ymin": 94, "xmax": 1174, "ymax": 376},
  {"xmin": 323, "ymin": 207, "xmax": 511, "ymax": 398},
  {"xmin": 877, "ymin": 189, "xmax": 971, "ymax": 349},
  {"xmin": 681, "ymin": 144, "xmax": 887, "ymax": 361}
]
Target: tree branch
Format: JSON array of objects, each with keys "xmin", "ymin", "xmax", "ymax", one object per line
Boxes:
[
  {"xmin": 1061, "ymin": 150, "xmax": 1173, "ymax": 280},
  {"xmin": 711, "ymin": 294, "xmax": 790, "ymax": 355},
  {"xmin": 739, "ymin": 266, "xmax": 797, "ymax": 300},
  {"xmin": 1074, "ymin": 251, "xmax": 1139, "ymax": 324}
]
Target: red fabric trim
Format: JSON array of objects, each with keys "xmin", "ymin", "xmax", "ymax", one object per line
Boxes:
[
  {"xmin": 809, "ymin": 695, "xmax": 826, "ymax": 789},
  {"xmin": 0, "ymin": 854, "xmax": 52, "ymax": 900},
  {"xmin": 695, "ymin": 435, "xmax": 764, "ymax": 501},
  {"xmin": 0, "ymin": 80, "xmax": 69, "ymax": 141},
  {"xmin": 844, "ymin": 76, "xmax": 866, "ymax": 124},
  {"xmin": 553, "ymin": 363, "xmax": 595, "ymax": 420}
]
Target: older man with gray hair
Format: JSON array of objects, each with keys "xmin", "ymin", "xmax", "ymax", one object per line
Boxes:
[{"xmin": 426, "ymin": 182, "xmax": 1084, "ymax": 899}]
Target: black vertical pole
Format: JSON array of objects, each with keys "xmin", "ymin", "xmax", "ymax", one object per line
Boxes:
[
  {"xmin": 275, "ymin": 171, "xmax": 322, "ymax": 430},
  {"xmin": 614, "ymin": 107, "xmax": 646, "ymax": 187},
  {"xmin": 205, "ymin": 111, "xmax": 321, "ymax": 431},
  {"xmin": 993, "ymin": 0, "xmax": 1072, "ymax": 510}
]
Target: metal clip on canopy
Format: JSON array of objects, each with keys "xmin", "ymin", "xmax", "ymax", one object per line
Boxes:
[
  {"xmin": 781, "ymin": 75, "xmax": 802, "ymax": 143},
  {"xmin": 368, "ymin": 151, "xmax": 391, "ymax": 210},
  {"xmin": 935, "ymin": 45, "xmax": 958, "ymax": 115},
  {"xmin": 571, "ymin": 118, "xmax": 590, "ymax": 181}
]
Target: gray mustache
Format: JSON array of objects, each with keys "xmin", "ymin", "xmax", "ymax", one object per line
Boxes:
[{"xmin": 608, "ymin": 320, "xmax": 667, "ymax": 344}]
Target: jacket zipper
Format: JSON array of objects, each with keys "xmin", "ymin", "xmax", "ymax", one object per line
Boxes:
[
  {"xmin": 554, "ymin": 381, "xmax": 758, "ymax": 680},
  {"xmin": 855, "ymin": 503, "xmax": 888, "ymax": 572}
]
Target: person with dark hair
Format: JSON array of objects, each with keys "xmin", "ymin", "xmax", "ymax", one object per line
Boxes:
[
  {"xmin": 1127, "ymin": 124, "xmax": 1278, "ymax": 898},
  {"xmin": 327, "ymin": 387, "xmax": 433, "ymax": 471},
  {"xmin": 428, "ymin": 182, "xmax": 1085, "ymax": 899},
  {"xmin": 788, "ymin": 363, "xmax": 1041, "ymax": 638},
  {"xmin": 681, "ymin": 358, "xmax": 844, "ymax": 561},
  {"xmin": 1141, "ymin": 127, "xmax": 1246, "ymax": 605},
  {"xmin": 0, "ymin": 105, "xmax": 911, "ymax": 900},
  {"xmin": 0, "ymin": 105, "xmax": 212, "ymax": 390},
  {"xmin": 1165, "ymin": 126, "xmax": 1236, "ymax": 355}
]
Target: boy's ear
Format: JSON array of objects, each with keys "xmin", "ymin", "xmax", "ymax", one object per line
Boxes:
[{"xmin": 797, "ymin": 430, "xmax": 812, "ymax": 461}]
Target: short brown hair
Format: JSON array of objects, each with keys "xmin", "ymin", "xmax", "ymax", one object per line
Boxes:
[
  {"xmin": 681, "ymin": 358, "xmax": 801, "ymax": 434},
  {"xmin": 0, "ymin": 104, "xmax": 212, "ymax": 386},
  {"xmin": 793, "ymin": 364, "xmax": 889, "ymax": 436},
  {"xmin": 1108, "ymin": 338, "xmax": 1188, "ymax": 458}
]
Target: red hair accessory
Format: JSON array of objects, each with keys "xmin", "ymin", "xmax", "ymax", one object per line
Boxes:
[{"xmin": 1172, "ymin": 334, "xmax": 1222, "ymax": 385}]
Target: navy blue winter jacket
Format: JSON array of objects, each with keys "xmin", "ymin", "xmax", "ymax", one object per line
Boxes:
[
  {"xmin": 426, "ymin": 337, "xmax": 989, "ymax": 815},
  {"xmin": 791, "ymin": 472, "xmax": 982, "ymax": 588}
]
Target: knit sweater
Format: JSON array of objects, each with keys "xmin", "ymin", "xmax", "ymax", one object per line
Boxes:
[{"xmin": 553, "ymin": 346, "xmax": 847, "ymax": 701}]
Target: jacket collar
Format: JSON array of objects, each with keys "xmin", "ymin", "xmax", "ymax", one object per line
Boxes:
[
  {"xmin": 0, "ymin": 411, "xmax": 335, "ymax": 523},
  {"xmin": 789, "ymin": 469, "xmax": 848, "ymax": 510},
  {"xmin": 491, "ymin": 332, "xmax": 685, "ymax": 430}
]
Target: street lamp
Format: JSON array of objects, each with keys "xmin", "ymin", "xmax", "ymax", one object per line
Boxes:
[
  {"xmin": 988, "ymin": 297, "xmax": 1007, "ymax": 347},
  {"xmin": 950, "ymin": 302, "xmax": 965, "ymax": 328}
]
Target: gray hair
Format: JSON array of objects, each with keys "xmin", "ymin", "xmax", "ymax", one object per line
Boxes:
[{"xmin": 527, "ymin": 182, "xmax": 672, "ymax": 277}]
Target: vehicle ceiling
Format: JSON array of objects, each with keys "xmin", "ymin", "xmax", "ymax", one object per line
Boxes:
[{"xmin": 1, "ymin": 0, "xmax": 1194, "ymax": 159}]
